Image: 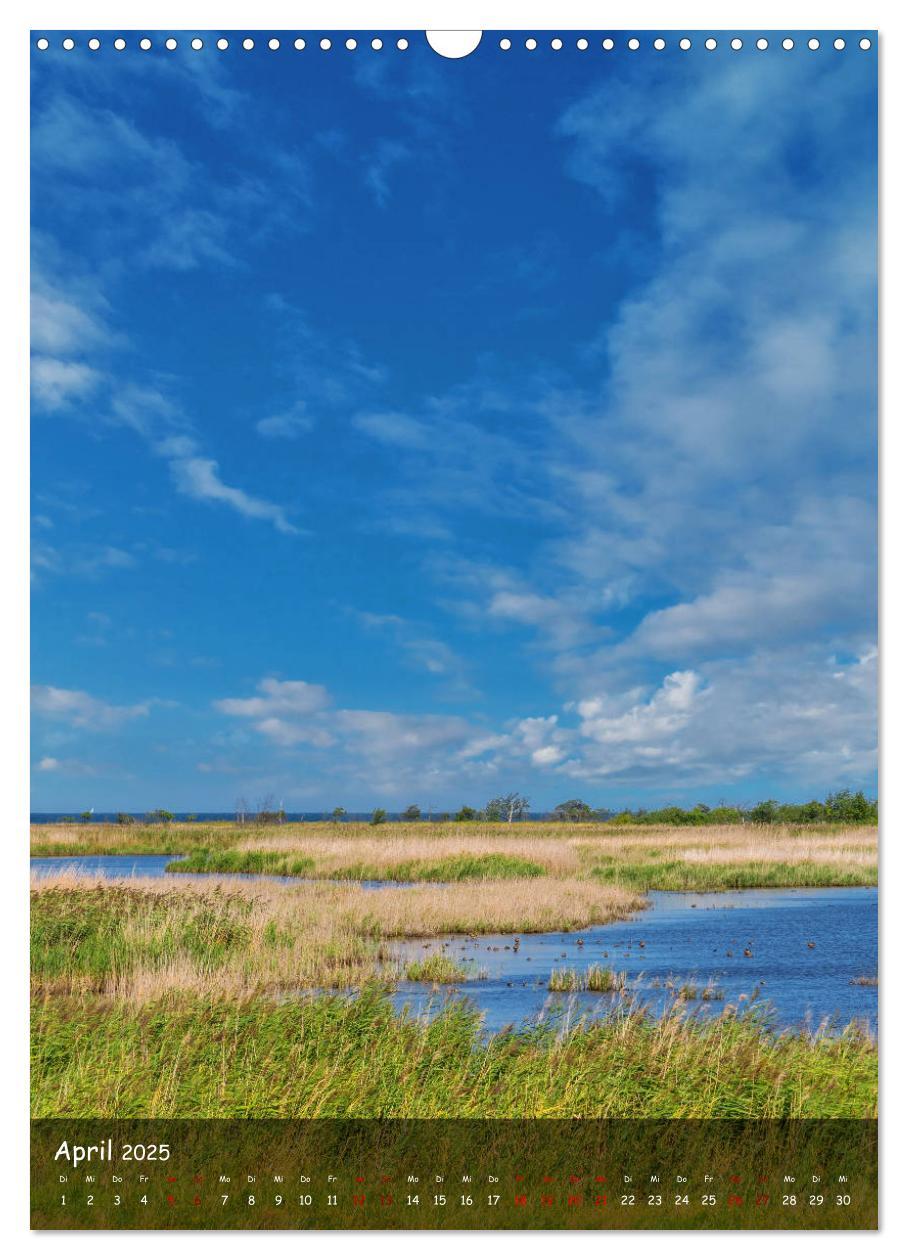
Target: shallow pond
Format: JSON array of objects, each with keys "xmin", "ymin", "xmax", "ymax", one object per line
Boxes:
[{"xmin": 393, "ymin": 887, "xmax": 878, "ymax": 1035}]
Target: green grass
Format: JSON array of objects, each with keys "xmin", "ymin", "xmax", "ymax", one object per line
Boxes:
[
  {"xmin": 165, "ymin": 850, "xmax": 316, "ymax": 877},
  {"xmin": 30, "ymin": 824, "xmax": 241, "ymax": 857},
  {"xmin": 31, "ymin": 990, "xmax": 877, "ymax": 1120},
  {"xmin": 167, "ymin": 850, "xmax": 545, "ymax": 883},
  {"xmin": 30, "ymin": 886, "xmax": 254, "ymax": 992},
  {"xmin": 590, "ymin": 858, "xmax": 878, "ymax": 891},
  {"xmin": 330, "ymin": 854, "xmax": 546, "ymax": 882},
  {"xmin": 548, "ymin": 966, "xmax": 627, "ymax": 993},
  {"xmin": 404, "ymin": 953, "xmax": 474, "ymax": 983}
]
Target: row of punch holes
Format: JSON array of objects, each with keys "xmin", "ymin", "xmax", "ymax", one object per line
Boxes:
[{"xmin": 35, "ymin": 34, "xmax": 874, "ymax": 53}]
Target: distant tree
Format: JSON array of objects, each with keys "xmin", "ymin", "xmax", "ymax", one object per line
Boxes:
[
  {"xmin": 79, "ymin": 810, "xmax": 93, "ymax": 823},
  {"xmin": 437, "ymin": 812, "xmax": 451, "ymax": 822},
  {"xmin": 750, "ymin": 800, "xmax": 779, "ymax": 824},
  {"xmin": 553, "ymin": 799, "xmax": 595, "ymax": 823},
  {"xmin": 235, "ymin": 796, "xmax": 249, "ymax": 825},
  {"xmin": 186, "ymin": 813, "xmax": 198, "ymax": 822},
  {"xmin": 370, "ymin": 808, "xmax": 387, "ymax": 826},
  {"xmin": 254, "ymin": 795, "xmax": 285, "ymax": 825},
  {"xmin": 485, "ymin": 793, "xmax": 529, "ymax": 823},
  {"xmin": 330, "ymin": 807, "xmax": 347, "ymax": 824},
  {"xmin": 708, "ymin": 806, "xmax": 744, "ymax": 824},
  {"xmin": 826, "ymin": 789, "xmax": 870, "ymax": 822},
  {"xmin": 146, "ymin": 809, "xmax": 174, "ymax": 825},
  {"xmin": 401, "ymin": 804, "xmax": 422, "ymax": 822},
  {"xmin": 116, "ymin": 812, "xmax": 135, "ymax": 826},
  {"xmin": 454, "ymin": 806, "xmax": 479, "ymax": 821}
]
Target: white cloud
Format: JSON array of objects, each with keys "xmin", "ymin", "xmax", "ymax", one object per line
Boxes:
[
  {"xmin": 364, "ymin": 139, "xmax": 411, "ymax": 207},
  {"xmin": 256, "ymin": 403, "xmax": 314, "ymax": 438},
  {"xmin": 168, "ymin": 452, "xmax": 300, "ymax": 535},
  {"xmin": 353, "ymin": 410, "xmax": 433, "ymax": 449},
  {"xmin": 31, "ymin": 357, "xmax": 101, "ymax": 410},
  {"xmin": 215, "ymin": 678, "xmax": 331, "ymax": 719},
  {"xmin": 565, "ymin": 649, "xmax": 876, "ymax": 786},
  {"xmin": 31, "ymin": 282, "xmax": 112, "ymax": 357},
  {"xmin": 31, "ymin": 684, "xmax": 149, "ymax": 730},
  {"xmin": 577, "ymin": 671, "xmax": 703, "ymax": 746},
  {"xmin": 31, "ymin": 541, "xmax": 136, "ymax": 582},
  {"xmin": 357, "ymin": 611, "xmax": 473, "ymax": 689}
]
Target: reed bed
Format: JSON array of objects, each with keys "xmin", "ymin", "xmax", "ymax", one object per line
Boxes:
[
  {"xmin": 548, "ymin": 966, "xmax": 627, "ymax": 993},
  {"xmin": 30, "ymin": 873, "xmax": 645, "ymax": 1001},
  {"xmin": 31, "ymin": 989, "xmax": 878, "ymax": 1120}
]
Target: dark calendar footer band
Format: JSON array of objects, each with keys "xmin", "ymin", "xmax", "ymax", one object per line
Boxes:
[{"xmin": 32, "ymin": 1118, "xmax": 877, "ymax": 1230}]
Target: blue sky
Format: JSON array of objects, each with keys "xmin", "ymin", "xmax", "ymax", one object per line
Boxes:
[{"xmin": 30, "ymin": 34, "xmax": 877, "ymax": 812}]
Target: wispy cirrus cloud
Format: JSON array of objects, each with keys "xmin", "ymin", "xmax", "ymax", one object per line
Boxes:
[{"xmin": 159, "ymin": 438, "xmax": 301, "ymax": 536}]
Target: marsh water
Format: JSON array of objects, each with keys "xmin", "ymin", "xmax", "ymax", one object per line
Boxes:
[
  {"xmin": 31, "ymin": 857, "xmax": 877, "ymax": 1035},
  {"xmin": 392, "ymin": 887, "xmax": 877, "ymax": 1034},
  {"xmin": 29, "ymin": 853, "xmax": 397, "ymax": 889}
]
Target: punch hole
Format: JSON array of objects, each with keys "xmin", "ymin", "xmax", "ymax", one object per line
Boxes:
[
  {"xmin": 36, "ymin": 37, "xmax": 49, "ymax": 50},
  {"xmin": 653, "ymin": 38, "xmax": 666, "ymax": 50},
  {"xmin": 165, "ymin": 38, "xmax": 177, "ymax": 51},
  {"xmin": 551, "ymin": 38, "xmax": 562, "ymax": 50},
  {"xmin": 628, "ymin": 38, "xmax": 640, "ymax": 50},
  {"xmin": 679, "ymin": 38, "xmax": 692, "ymax": 50},
  {"xmin": 705, "ymin": 37, "xmax": 717, "ymax": 50},
  {"xmin": 398, "ymin": 38, "xmax": 409, "ymax": 50},
  {"xmin": 860, "ymin": 38, "xmax": 872, "ymax": 49},
  {"xmin": 782, "ymin": 38, "xmax": 795, "ymax": 50},
  {"xmin": 320, "ymin": 38, "xmax": 331, "ymax": 50},
  {"xmin": 576, "ymin": 38, "xmax": 588, "ymax": 50},
  {"xmin": 294, "ymin": 39, "xmax": 305, "ymax": 50},
  {"xmin": 602, "ymin": 38, "xmax": 614, "ymax": 50},
  {"xmin": 500, "ymin": 38, "xmax": 511, "ymax": 49},
  {"xmin": 269, "ymin": 38, "xmax": 281, "ymax": 50},
  {"xmin": 140, "ymin": 38, "xmax": 152, "ymax": 51},
  {"xmin": 426, "ymin": 31, "xmax": 482, "ymax": 58},
  {"xmin": 243, "ymin": 38, "xmax": 255, "ymax": 50},
  {"xmin": 346, "ymin": 38, "xmax": 357, "ymax": 50},
  {"xmin": 834, "ymin": 38, "xmax": 846, "ymax": 50},
  {"xmin": 88, "ymin": 38, "xmax": 100, "ymax": 51},
  {"xmin": 526, "ymin": 38, "xmax": 538, "ymax": 50},
  {"xmin": 731, "ymin": 38, "xmax": 743, "ymax": 51},
  {"xmin": 756, "ymin": 38, "xmax": 769, "ymax": 50},
  {"xmin": 218, "ymin": 38, "xmax": 229, "ymax": 50},
  {"xmin": 808, "ymin": 38, "xmax": 820, "ymax": 50},
  {"xmin": 62, "ymin": 37, "xmax": 75, "ymax": 50},
  {"xmin": 191, "ymin": 38, "xmax": 204, "ymax": 50},
  {"xmin": 372, "ymin": 38, "xmax": 383, "ymax": 50},
  {"xmin": 114, "ymin": 38, "xmax": 126, "ymax": 50}
]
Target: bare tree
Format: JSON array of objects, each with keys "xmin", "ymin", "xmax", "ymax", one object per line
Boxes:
[{"xmin": 485, "ymin": 793, "xmax": 530, "ymax": 823}]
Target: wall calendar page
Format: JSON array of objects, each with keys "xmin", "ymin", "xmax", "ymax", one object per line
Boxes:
[{"xmin": 29, "ymin": 25, "xmax": 878, "ymax": 1233}]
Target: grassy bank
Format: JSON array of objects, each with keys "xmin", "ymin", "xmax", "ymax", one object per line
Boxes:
[
  {"xmin": 589, "ymin": 857, "xmax": 877, "ymax": 891},
  {"xmin": 31, "ymin": 989, "xmax": 877, "ymax": 1120}
]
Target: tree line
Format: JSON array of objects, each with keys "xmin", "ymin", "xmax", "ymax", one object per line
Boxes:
[
  {"xmin": 346, "ymin": 790, "xmax": 878, "ymax": 827},
  {"xmin": 66, "ymin": 789, "xmax": 877, "ymax": 827}
]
